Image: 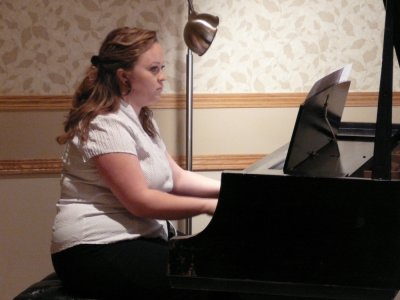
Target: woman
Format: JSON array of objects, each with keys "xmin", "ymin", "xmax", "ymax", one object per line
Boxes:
[{"xmin": 51, "ymin": 26, "xmax": 220, "ymax": 299}]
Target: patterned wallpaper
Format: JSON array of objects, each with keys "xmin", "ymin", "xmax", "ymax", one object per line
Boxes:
[{"xmin": 0, "ymin": 0, "xmax": 397, "ymax": 95}]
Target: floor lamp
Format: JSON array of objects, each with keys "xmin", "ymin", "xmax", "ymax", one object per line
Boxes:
[{"xmin": 183, "ymin": 0, "xmax": 219, "ymax": 235}]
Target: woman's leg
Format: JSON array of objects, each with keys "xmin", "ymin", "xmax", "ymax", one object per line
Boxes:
[{"xmin": 52, "ymin": 238, "xmax": 202, "ymax": 299}]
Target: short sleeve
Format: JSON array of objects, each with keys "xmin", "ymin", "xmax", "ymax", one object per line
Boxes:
[{"xmin": 76, "ymin": 114, "xmax": 138, "ymax": 162}]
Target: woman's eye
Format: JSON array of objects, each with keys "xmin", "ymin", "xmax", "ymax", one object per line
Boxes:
[
  {"xmin": 150, "ymin": 65, "xmax": 165, "ymax": 74},
  {"xmin": 150, "ymin": 66, "xmax": 159, "ymax": 73}
]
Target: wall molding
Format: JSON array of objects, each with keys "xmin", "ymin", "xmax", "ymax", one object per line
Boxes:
[
  {"xmin": 0, "ymin": 154, "xmax": 265, "ymax": 176},
  {"xmin": 1, "ymin": 92, "xmax": 399, "ymax": 111},
  {"xmin": 0, "ymin": 159, "xmax": 63, "ymax": 175},
  {"xmin": 1, "ymin": 91, "xmax": 398, "ymax": 175}
]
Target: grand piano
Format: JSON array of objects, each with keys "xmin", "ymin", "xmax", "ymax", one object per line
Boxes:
[{"xmin": 168, "ymin": 1, "xmax": 400, "ymax": 299}]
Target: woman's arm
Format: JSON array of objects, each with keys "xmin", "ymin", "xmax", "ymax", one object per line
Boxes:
[
  {"xmin": 166, "ymin": 152, "xmax": 220, "ymax": 198},
  {"xmin": 93, "ymin": 153, "xmax": 217, "ymax": 220}
]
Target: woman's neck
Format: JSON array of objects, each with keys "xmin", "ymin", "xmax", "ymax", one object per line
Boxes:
[{"xmin": 122, "ymin": 96, "xmax": 141, "ymax": 116}]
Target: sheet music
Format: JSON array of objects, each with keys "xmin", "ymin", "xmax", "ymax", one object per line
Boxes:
[
  {"xmin": 306, "ymin": 64, "xmax": 352, "ymax": 100},
  {"xmin": 284, "ymin": 66, "xmax": 352, "ymax": 175},
  {"xmin": 339, "ymin": 64, "xmax": 352, "ymax": 82}
]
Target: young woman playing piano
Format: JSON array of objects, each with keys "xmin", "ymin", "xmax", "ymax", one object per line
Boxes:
[{"xmin": 51, "ymin": 26, "xmax": 220, "ymax": 299}]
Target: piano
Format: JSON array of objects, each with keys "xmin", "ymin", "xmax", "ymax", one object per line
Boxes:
[{"xmin": 168, "ymin": 0, "xmax": 400, "ymax": 299}]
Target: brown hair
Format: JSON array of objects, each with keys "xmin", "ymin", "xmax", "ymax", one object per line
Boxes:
[{"xmin": 57, "ymin": 27, "xmax": 158, "ymax": 144}]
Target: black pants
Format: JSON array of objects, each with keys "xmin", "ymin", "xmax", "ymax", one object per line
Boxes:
[{"xmin": 52, "ymin": 238, "xmax": 209, "ymax": 299}]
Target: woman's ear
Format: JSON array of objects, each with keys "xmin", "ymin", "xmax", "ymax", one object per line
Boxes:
[
  {"xmin": 117, "ymin": 68, "xmax": 132, "ymax": 95},
  {"xmin": 116, "ymin": 68, "xmax": 128, "ymax": 84}
]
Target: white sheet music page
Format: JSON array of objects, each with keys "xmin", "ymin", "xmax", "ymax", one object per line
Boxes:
[
  {"xmin": 305, "ymin": 64, "xmax": 352, "ymax": 101},
  {"xmin": 339, "ymin": 63, "xmax": 352, "ymax": 83}
]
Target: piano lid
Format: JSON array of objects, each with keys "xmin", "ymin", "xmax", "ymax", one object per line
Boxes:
[
  {"xmin": 372, "ymin": 0, "xmax": 400, "ymax": 180},
  {"xmin": 383, "ymin": 0, "xmax": 400, "ymax": 64}
]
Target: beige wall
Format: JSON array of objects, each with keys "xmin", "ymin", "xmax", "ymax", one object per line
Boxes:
[
  {"xmin": 1, "ymin": 0, "xmax": 398, "ymax": 94},
  {"xmin": 1, "ymin": 176, "xmax": 59, "ymax": 299},
  {"xmin": 1, "ymin": 0, "xmax": 399, "ymax": 299}
]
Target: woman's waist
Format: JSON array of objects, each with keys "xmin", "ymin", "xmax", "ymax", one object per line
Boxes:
[{"xmin": 52, "ymin": 203, "xmax": 168, "ymax": 248}]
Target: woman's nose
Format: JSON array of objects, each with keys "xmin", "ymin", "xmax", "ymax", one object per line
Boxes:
[{"xmin": 158, "ymin": 70, "xmax": 166, "ymax": 81}]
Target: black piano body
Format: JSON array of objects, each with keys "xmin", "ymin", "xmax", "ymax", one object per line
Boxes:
[
  {"xmin": 168, "ymin": 1, "xmax": 400, "ymax": 299},
  {"xmin": 169, "ymin": 131, "xmax": 400, "ymax": 299}
]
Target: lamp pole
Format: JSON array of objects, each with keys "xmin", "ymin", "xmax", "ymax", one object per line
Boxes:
[
  {"xmin": 183, "ymin": 0, "xmax": 219, "ymax": 235},
  {"xmin": 185, "ymin": 8, "xmax": 194, "ymax": 236}
]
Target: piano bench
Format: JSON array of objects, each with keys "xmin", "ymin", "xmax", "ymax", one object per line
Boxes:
[{"xmin": 13, "ymin": 272, "xmax": 97, "ymax": 300}]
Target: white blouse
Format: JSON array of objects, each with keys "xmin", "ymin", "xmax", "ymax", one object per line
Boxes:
[{"xmin": 51, "ymin": 100, "xmax": 173, "ymax": 253}]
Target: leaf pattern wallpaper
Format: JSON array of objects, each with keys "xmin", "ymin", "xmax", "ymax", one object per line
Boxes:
[{"xmin": 0, "ymin": 0, "xmax": 398, "ymax": 95}]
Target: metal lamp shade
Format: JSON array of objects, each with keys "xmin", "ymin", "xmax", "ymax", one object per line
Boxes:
[{"xmin": 183, "ymin": 2, "xmax": 219, "ymax": 56}]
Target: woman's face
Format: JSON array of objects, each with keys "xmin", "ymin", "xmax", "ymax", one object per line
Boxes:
[{"xmin": 124, "ymin": 42, "xmax": 166, "ymax": 112}]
